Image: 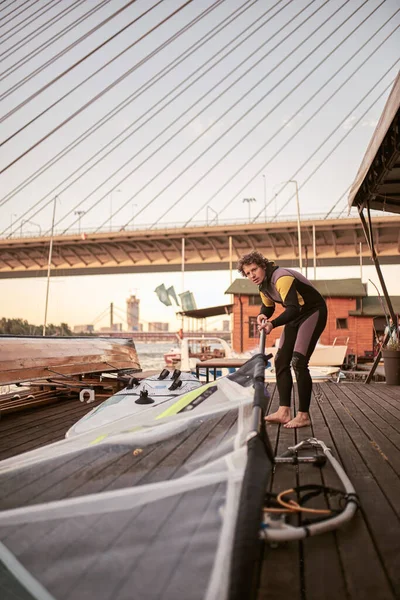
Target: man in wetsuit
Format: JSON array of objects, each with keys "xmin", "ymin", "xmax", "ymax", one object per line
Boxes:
[{"xmin": 238, "ymin": 251, "xmax": 327, "ymax": 429}]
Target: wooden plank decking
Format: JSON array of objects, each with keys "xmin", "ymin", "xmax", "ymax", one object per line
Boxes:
[{"xmin": 0, "ymin": 381, "xmax": 399, "ymax": 599}]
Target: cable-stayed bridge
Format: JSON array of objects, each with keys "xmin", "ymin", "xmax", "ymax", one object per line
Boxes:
[
  {"xmin": 0, "ymin": 215, "xmax": 399, "ymax": 279},
  {"xmin": 1, "ymin": 1, "xmax": 399, "ymax": 247}
]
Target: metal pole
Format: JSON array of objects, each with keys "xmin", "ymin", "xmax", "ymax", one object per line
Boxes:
[
  {"xmin": 43, "ymin": 197, "xmax": 57, "ymax": 336},
  {"xmin": 110, "ymin": 302, "xmax": 114, "ymax": 328},
  {"xmin": 181, "ymin": 237, "xmax": 185, "ymax": 331},
  {"xmin": 312, "ymin": 224, "xmax": 316, "ymax": 280},
  {"xmin": 305, "ymin": 245, "xmax": 308, "ymax": 279},
  {"xmin": 229, "ymin": 235, "xmax": 234, "ymax": 348},
  {"xmin": 359, "ymin": 206, "xmax": 397, "ymax": 383},
  {"xmin": 74, "ymin": 211, "xmax": 84, "ymax": 234},
  {"xmin": 291, "ymin": 180, "xmax": 302, "ymax": 272},
  {"xmin": 229, "ymin": 236, "xmax": 233, "ymax": 284},
  {"xmin": 263, "ymin": 175, "xmax": 266, "ymax": 221},
  {"xmin": 181, "ymin": 237, "xmax": 185, "ymax": 292},
  {"xmin": 359, "ymin": 242, "xmax": 363, "ymax": 280}
]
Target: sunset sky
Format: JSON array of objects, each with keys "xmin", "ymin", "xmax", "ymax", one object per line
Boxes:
[{"xmin": 1, "ymin": 0, "xmax": 399, "ymax": 330}]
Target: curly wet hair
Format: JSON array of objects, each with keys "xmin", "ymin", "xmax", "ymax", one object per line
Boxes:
[{"xmin": 237, "ymin": 251, "xmax": 271, "ymax": 276}]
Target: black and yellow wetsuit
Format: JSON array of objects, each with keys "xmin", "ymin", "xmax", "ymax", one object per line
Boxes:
[{"xmin": 259, "ymin": 266, "xmax": 327, "ymax": 412}]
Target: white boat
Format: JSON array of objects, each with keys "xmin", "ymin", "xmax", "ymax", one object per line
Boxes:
[
  {"xmin": 265, "ymin": 337, "xmax": 349, "ymax": 367},
  {"xmin": 265, "ymin": 365, "xmax": 342, "ymax": 382},
  {"xmin": 164, "ymin": 336, "xmax": 233, "ymax": 372},
  {"xmin": 163, "ymin": 344, "xmax": 181, "ymax": 366}
]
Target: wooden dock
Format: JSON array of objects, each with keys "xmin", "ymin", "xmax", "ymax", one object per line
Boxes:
[
  {"xmin": 260, "ymin": 381, "xmax": 400, "ymax": 600},
  {"xmin": 0, "ymin": 381, "xmax": 399, "ymax": 599}
]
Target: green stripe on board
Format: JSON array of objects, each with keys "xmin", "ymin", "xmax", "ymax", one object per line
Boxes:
[{"xmin": 156, "ymin": 381, "xmax": 217, "ymax": 419}]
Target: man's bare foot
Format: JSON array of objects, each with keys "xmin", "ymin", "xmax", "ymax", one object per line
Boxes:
[
  {"xmin": 265, "ymin": 407, "xmax": 291, "ymax": 424},
  {"xmin": 283, "ymin": 412, "xmax": 311, "ymax": 429}
]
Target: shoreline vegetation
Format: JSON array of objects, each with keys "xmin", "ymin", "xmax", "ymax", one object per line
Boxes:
[{"xmin": 0, "ymin": 317, "xmax": 74, "ymax": 336}]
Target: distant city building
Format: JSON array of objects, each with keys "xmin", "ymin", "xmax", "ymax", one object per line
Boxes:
[
  {"xmin": 100, "ymin": 324, "xmax": 123, "ymax": 332},
  {"xmin": 73, "ymin": 324, "xmax": 94, "ymax": 334},
  {"xmin": 222, "ymin": 320, "xmax": 230, "ymax": 332},
  {"xmin": 127, "ymin": 295, "xmax": 140, "ymax": 331},
  {"xmin": 148, "ymin": 322, "xmax": 169, "ymax": 332}
]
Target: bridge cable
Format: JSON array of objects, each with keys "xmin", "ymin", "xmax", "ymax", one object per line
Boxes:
[
  {"xmin": 2, "ymin": 1, "xmax": 390, "ymax": 236},
  {"xmin": 0, "ymin": 0, "xmax": 56, "ymax": 40},
  {"xmin": 325, "ymin": 187, "xmax": 352, "ymax": 220},
  {"xmin": 0, "ymin": 0, "xmax": 248, "ymax": 227},
  {"xmin": 0, "ymin": 0, "xmax": 130, "ymax": 95},
  {"xmin": 0, "ymin": 0, "xmax": 93, "ymax": 76},
  {"xmin": 185, "ymin": 10, "xmax": 399, "ymax": 225},
  {"xmin": 153, "ymin": 0, "xmax": 392, "ymax": 228},
  {"xmin": 0, "ymin": 0, "xmax": 39, "ymax": 30},
  {"xmin": 262, "ymin": 69, "xmax": 397, "ymax": 222},
  {"xmin": 0, "ymin": 0, "xmax": 146, "ymax": 127},
  {"xmin": 0, "ymin": 2, "xmax": 388, "ymax": 241},
  {"xmin": 91, "ymin": 306, "xmax": 113, "ymax": 327},
  {"xmin": 117, "ymin": 0, "xmax": 376, "ymax": 230},
  {"xmin": 87, "ymin": 0, "xmax": 344, "ymax": 233},
  {"xmin": 0, "ymin": 0, "xmax": 30, "ymax": 20},
  {"xmin": 268, "ymin": 73, "xmax": 396, "ymax": 221},
  {"xmin": 242, "ymin": 34, "xmax": 400, "ymax": 221},
  {"xmin": 271, "ymin": 72, "xmax": 397, "ymax": 220},
  {"xmin": 0, "ymin": 0, "xmax": 231, "ymax": 233},
  {"xmin": 132, "ymin": 0, "xmax": 376, "ymax": 229},
  {"xmin": 0, "ymin": 0, "xmax": 203, "ymax": 167},
  {"xmin": 50, "ymin": 0, "xmax": 304, "ymax": 233},
  {"xmin": 42, "ymin": 0, "xmax": 378, "ymax": 234},
  {"xmin": 0, "ymin": 0, "xmax": 200, "ymax": 175}
]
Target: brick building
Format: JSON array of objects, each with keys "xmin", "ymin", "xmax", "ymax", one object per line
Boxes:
[{"xmin": 225, "ymin": 278, "xmax": 400, "ymax": 362}]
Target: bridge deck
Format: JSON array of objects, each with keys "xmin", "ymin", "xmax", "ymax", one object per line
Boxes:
[
  {"xmin": 0, "ymin": 381, "xmax": 399, "ymax": 599},
  {"xmin": 1, "ymin": 216, "xmax": 400, "ymax": 277}
]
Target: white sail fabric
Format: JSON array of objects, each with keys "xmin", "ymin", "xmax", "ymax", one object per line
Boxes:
[{"xmin": 0, "ymin": 365, "xmax": 259, "ymax": 600}]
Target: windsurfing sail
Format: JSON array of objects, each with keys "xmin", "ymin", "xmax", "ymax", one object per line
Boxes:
[
  {"xmin": 0, "ymin": 342, "xmax": 356, "ymax": 600},
  {"xmin": 0, "ymin": 354, "xmax": 268, "ymax": 600}
]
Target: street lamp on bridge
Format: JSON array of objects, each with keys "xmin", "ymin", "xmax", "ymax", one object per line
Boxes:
[
  {"xmin": 74, "ymin": 210, "xmax": 85, "ymax": 234},
  {"xmin": 271, "ymin": 180, "xmax": 302, "ymax": 272},
  {"xmin": 10, "ymin": 214, "xmax": 17, "ymax": 237},
  {"xmin": 287, "ymin": 180, "xmax": 302, "ymax": 273},
  {"xmin": 242, "ymin": 197, "xmax": 256, "ymax": 222},
  {"xmin": 262, "ymin": 175, "xmax": 267, "ymax": 221}
]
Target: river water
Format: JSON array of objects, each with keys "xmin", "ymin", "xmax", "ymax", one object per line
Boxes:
[{"xmin": 134, "ymin": 341, "xmax": 175, "ymax": 371}]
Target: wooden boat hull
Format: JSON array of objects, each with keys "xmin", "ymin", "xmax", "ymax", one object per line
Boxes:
[{"xmin": 0, "ymin": 336, "xmax": 140, "ymax": 385}]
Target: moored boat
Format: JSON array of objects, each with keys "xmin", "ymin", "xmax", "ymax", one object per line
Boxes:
[
  {"xmin": 0, "ymin": 335, "xmax": 140, "ymax": 385},
  {"xmin": 164, "ymin": 336, "xmax": 232, "ymax": 371},
  {"xmin": 265, "ymin": 337, "xmax": 349, "ymax": 367}
]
